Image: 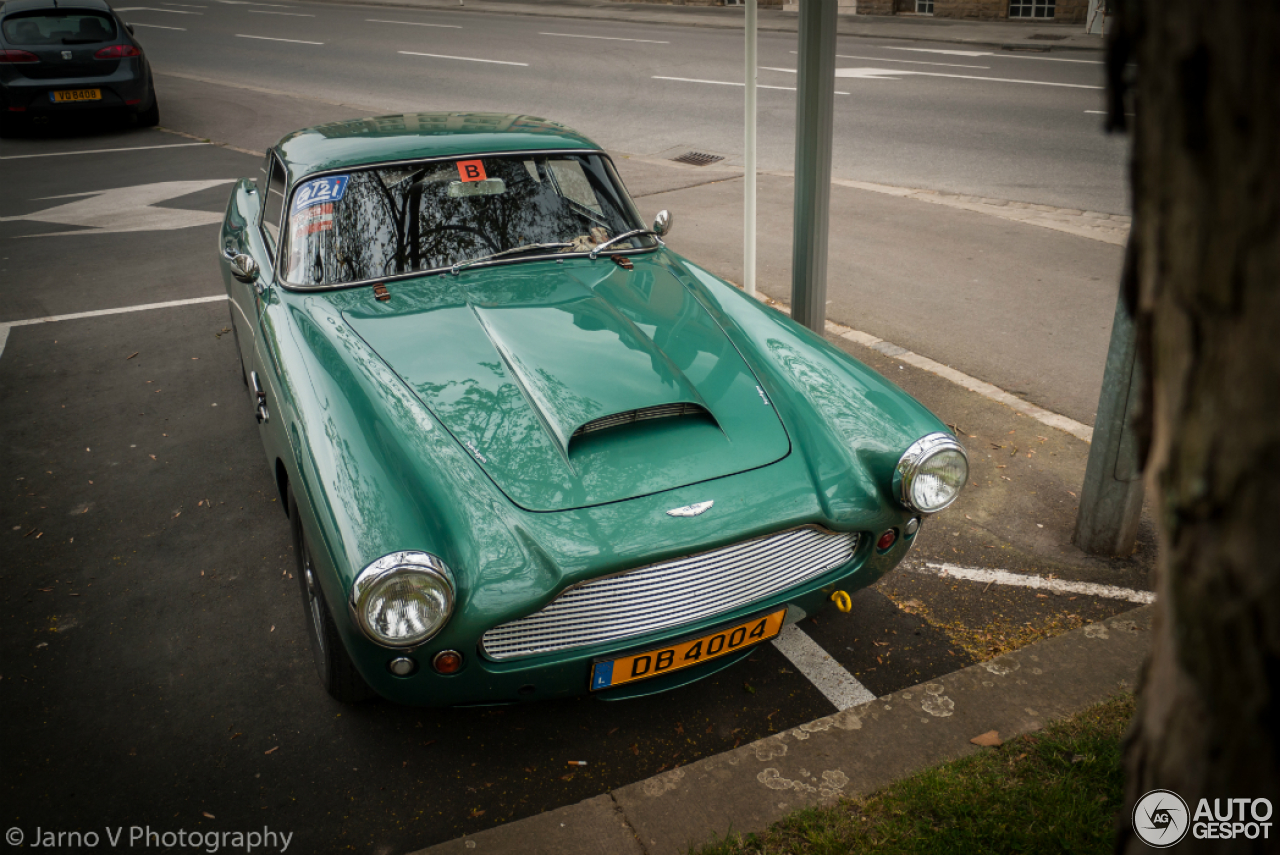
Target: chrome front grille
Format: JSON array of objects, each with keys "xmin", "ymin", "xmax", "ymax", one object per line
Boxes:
[{"xmin": 480, "ymin": 526, "xmax": 858, "ymax": 660}]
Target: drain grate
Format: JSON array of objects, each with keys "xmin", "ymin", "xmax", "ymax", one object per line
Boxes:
[
  {"xmin": 1027, "ymin": 33, "xmax": 1067, "ymax": 40},
  {"xmin": 671, "ymin": 151, "xmax": 725, "ymax": 167}
]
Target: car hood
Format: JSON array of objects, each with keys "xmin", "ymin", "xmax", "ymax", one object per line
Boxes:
[{"xmin": 342, "ymin": 256, "xmax": 790, "ymax": 512}]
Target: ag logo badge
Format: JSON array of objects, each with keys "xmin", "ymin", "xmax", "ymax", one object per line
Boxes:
[
  {"xmin": 1133, "ymin": 789, "xmax": 1190, "ymax": 848},
  {"xmin": 666, "ymin": 501, "xmax": 713, "ymax": 518}
]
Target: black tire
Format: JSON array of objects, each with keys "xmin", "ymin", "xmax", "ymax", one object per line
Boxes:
[
  {"xmin": 136, "ymin": 93, "xmax": 159, "ymax": 128},
  {"xmin": 289, "ymin": 484, "xmax": 376, "ymax": 703}
]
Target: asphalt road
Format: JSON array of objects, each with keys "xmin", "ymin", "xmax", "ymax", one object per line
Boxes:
[
  {"xmin": 116, "ymin": 0, "xmax": 1127, "ymax": 213},
  {"xmin": 1, "ymin": 6, "xmax": 1136, "ymax": 853}
]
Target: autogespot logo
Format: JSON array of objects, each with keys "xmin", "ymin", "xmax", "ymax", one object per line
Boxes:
[
  {"xmin": 1133, "ymin": 790, "xmax": 1275, "ymax": 846},
  {"xmin": 1133, "ymin": 789, "xmax": 1190, "ymax": 848}
]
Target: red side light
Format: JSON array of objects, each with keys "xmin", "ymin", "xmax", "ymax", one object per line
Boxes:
[
  {"xmin": 876, "ymin": 529, "xmax": 898, "ymax": 551},
  {"xmin": 0, "ymin": 49, "xmax": 40, "ymax": 63},
  {"xmin": 125, "ymin": 99, "xmax": 141, "ymax": 105},
  {"xmin": 432, "ymin": 650, "xmax": 463, "ymax": 675},
  {"xmin": 94, "ymin": 44, "xmax": 142, "ymax": 59}
]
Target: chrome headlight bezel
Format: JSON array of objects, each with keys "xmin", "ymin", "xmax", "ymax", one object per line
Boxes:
[
  {"xmin": 348, "ymin": 551, "xmax": 455, "ymax": 649},
  {"xmin": 893, "ymin": 432, "xmax": 969, "ymax": 514}
]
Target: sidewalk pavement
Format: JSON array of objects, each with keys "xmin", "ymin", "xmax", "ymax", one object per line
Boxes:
[
  {"xmin": 302, "ymin": 0, "xmax": 1109, "ymax": 52},
  {"xmin": 412, "ymin": 606, "xmax": 1150, "ymax": 855}
]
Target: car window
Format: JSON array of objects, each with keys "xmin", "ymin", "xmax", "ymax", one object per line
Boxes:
[
  {"xmin": 282, "ymin": 153, "xmax": 653, "ymax": 288},
  {"xmin": 2, "ymin": 12, "xmax": 117, "ymax": 44},
  {"xmin": 261, "ymin": 156, "xmax": 287, "ymax": 257}
]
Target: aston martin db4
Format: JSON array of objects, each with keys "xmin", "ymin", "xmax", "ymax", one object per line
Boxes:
[{"xmin": 218, "ymin": 112, "xmax": 968, "ymax": 705}]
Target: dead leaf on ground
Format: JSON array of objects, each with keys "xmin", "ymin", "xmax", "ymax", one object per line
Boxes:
[
  {"xmin": 126, "ymin": 352, "xmax": 139, "ymax": 360},
  {"xmin": 264, "ymin": 746, "xmax": 278, "ymax": 755},
  {"xmin": 971, "ymin": 730, "xmax": 1003, "ymax": 747}
]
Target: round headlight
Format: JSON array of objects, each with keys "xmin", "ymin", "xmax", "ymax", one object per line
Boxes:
[
  {"xmin": 895, "ymin": 433, "xmax": 969, "ymax": 514},
  {"xmin": 349, "ymin": 552, "xmax": 454, "ymax": 648}
]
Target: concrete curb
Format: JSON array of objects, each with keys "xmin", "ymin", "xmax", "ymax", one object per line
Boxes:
[
  {"xmin": 299, "ymin": 0, "xmax": 1108, "ymax": 52},
  {"xmin": 411, "ymin": 606, "xmax": 1151, "ymax": 855}
]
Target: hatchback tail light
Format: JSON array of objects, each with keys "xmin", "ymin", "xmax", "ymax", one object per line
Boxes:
[
  {"xmin": 94, "ymin": 44, "xmax": 142, "ymax": 59},
  {"xmin": 0, "ymin": 49, "xmax": 40, "ymax": 63}
]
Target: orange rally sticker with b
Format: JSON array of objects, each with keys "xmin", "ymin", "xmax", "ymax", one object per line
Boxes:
[{"xmin": 457, "ymin": 160, "xmax": 487, "ymax": 182}]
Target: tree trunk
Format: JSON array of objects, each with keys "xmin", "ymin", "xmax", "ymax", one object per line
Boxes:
[{"xmin": 1116, "ymin": 1, "xmax": 1280, "ymax": 852}]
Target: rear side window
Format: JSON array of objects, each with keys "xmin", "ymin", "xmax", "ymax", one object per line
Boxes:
[
  {"xmin": 2, "ymin": 12, "xmax": 117, "ymax": 45},
  {"xmin": 261, "ymin": 156, "xmax": 287, "ymax": 257}
]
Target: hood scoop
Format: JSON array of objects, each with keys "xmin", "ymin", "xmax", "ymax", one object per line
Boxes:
[
  {"xmin": 572, "ymin": 402, "xmax": 714, "ymax": 440},
  {"xmin": 343, "ymin": 259, "xmax": 790, "ymax": 511}
]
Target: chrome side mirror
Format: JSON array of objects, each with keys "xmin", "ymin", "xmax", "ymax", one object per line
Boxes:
[
  {"xmin": 652, "ymin": 210, "xmax": 673, "ymax": 237},
  {"xmin": 230, "ymin": 253, "xmax": 260, "ymax": 284}
]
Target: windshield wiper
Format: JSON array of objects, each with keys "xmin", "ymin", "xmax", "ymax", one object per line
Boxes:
[
  {"xmin": 587, "ymin": 228, "xmax": 658, "ymax": 259},
  {"xmin": 450, "ymin": 242, "xmax": 573, "ymax": 275}
]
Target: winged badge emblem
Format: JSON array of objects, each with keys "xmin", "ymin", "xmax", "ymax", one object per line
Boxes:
[{"xmin": 666, "ymin": 501, "xmax": 714, "ymax": 518}]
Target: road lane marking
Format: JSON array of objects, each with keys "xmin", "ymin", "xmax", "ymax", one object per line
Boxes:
[
  {"xmin": 653, "ymin": 76, "xmax": 850, "ymax": 95},
  {"xmin": 113, "ymin": 6, "xmax": 201, "ymax": 12},
  {"xmin": 1, "ymin": 179, "xmax": 235, "ymax": 237},
  {"xmin": 882, "ymin": 46, "xmax": 1104, "ymax": 64},
  {"xmin": 0, "ymin": 296, "xmax": 228, "ymax": 361},
  {"xmin": 367, "ymin": 18, "xmax": 460, "ymax": 28},
  {"xmin": 540, "ymin": 32, "xmax": 669, "ymax": 44},
  {"xmin": 915, "ymin": 562, "xmax": 1155, "ymax": 603},
  {"xmin": 764, "ymin": 65, "xmax": 1102, "ymax": 89},
  {"xmin": 0, "ymin": 142, "xmax": 207, "ymax": 160},
  {"xmin": 248, "ymin": 8, "xmax": 314, "ymax": 15},
  {"xmin": 792, "ymin": 50, "xmax": 989, "ymax": 69},
  {"xmin": 772, "ymin": 624, "xmax": 876, "ymax": 710},
  {"xmin": 128, "ymin": 21, "xmax": 185, "ymax": 29},
  {"xmin": 399, "ymin": 51, "xmax": 527, "ymax": 66},
  {"xmin": 236, "ymin": 33, "xmax": 322, "ymax": 44}
]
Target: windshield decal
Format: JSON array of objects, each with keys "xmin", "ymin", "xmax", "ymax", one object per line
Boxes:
[
  {"xmin": 291, "ymin": 202, "xmax": 334, "ymax": 238},
  {"xmin": 292, "ymin": 175, "xmax": 349, "ymax": 212},
  {"xmin": 456, "ymin": 160, "xmax": 487, "ymax": 182}
]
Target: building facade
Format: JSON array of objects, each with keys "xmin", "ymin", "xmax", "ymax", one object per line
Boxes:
[{"xmin": 845, "ymin": 0, "xmax": 1088, "ymax": 22}]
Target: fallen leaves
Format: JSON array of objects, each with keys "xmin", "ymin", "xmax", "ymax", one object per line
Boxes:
[
  {"xmin": 971, "ymin": 730, "xmax": 1003, "ymax": 747},
  {"xmin": 126, "ymin": 352, "xmax": 139, "ymax": 360},
  {"xmin": 264, "ymin": 746, "xmax": 278, "ymax": 755}
]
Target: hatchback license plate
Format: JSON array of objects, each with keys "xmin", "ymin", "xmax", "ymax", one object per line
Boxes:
[
  {"xmin": 51, "ymin": 89, "xmax": 101, "ymax": 102},
  {"xmin": 590, "ymin": 609, "xmax": 786, "ymax": 691}
]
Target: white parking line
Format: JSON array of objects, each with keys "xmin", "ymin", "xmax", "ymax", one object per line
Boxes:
[
  {"xmin": 653, "ymin": 76, "xmax": 850, "ymax": 95},
  {"xmin": 772, "ymin": 624, "xmax": 876, "ymax": 710},
  {"xmin": 399, "ymin": 51, "xmax": 527, "ymax": 66},
  {"xmin": 882, "ymin": 46, "xmax": 1103, "ymax": 64},
  {"xmin": 128, "ymin": 22, "xmax": 186, "ymax": 29},
  {"xmin": 236, "ymin": 33, "xmax": 322, "ymax": 44},
  {"xmin": 0, "ymin": 295, "xmax": 228, "ymax": 361},
  {"xmin": 765, "ymin": 65, "xmax": 1103, "ymax": 90},
  {"xmin": 0, "ymin": 142, "xmax": 207, "ymax": 160},
  {"xmin": 114, "ymin": 6, "xmax": 201, "ymax": 12},
  {"xmin": 248, "ymin": 8, "xmax": 313, "ymax": 15},
  {"xmin": 540, "ymin": 32, "xmax": 669, "ymax": 44},
  {"xmin": 367, "ymin": 18, "xmax": 460, "ymax": 28},
  {"xmin": 916, "ymin": 562, "xmax": 1155, "ymax": 603}
]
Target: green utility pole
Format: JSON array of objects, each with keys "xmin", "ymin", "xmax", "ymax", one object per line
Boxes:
[
  {"xmin": 791, "ymin": 0, "xmax": 837, "ymax": 334},
  {"xmin": 1074, "ymin": 280, "xmax": 1144, "ymax": 555}
]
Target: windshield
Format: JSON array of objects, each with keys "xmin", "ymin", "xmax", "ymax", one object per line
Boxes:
[
  {"xmin": 281, "ymin": 153, "xmax": 654, "ymax": 287},
  {"xmin": 2, "ymin": 12, "xmax": 117, "ymax": 44}
]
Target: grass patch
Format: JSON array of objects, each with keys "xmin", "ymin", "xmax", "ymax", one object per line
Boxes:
[{"xmin": 691, "ymin": 694, "xmax": 1134, "ymax": 855}]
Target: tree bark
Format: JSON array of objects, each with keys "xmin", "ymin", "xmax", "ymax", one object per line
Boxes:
[{"xmin": 1116, "ymin": 1, "xmax": 1280, "ymax": 852}]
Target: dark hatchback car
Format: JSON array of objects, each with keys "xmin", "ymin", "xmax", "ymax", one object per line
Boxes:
[{"xmin": 0, "ymin": 0, "xmax": 157, "ymax": 135}]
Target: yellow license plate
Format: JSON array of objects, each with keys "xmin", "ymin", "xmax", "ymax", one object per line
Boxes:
[
  {"xmin": 590, "ymin": 609, "xmax": 787, "ymax": 691},
  {"xmin": 51, "ymin": 89, "xmax": 101, "ymax": 103}
]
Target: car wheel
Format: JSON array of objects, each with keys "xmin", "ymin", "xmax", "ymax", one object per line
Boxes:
[
  {"xmin": 136, "ymin": 94, "xmax": 159, "ymax": 128},
  {"xmin": 288, "ymin": 483, "xmax": 376, "ymax": 703}
]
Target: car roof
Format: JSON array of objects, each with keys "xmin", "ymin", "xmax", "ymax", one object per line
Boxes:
[
  {"xmin": 274, "ymin": 112, "xmax": 603, "ymax": 184},
  {"xmin": 1, "ymin": 0, "xmax": 113, "ymax": 13}
]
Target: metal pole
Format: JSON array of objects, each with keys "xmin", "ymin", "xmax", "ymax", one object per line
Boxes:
[
  {"xmin": 791, "ymin": 0, "xmax": 837, "ymax": 333},
  {"xmin": 1074, "ymin": 278, "xmax": 1144, "ymax": 555},
  {"xmin": 744, "ymin": 0, "xmax": 758, "ymax": 298}
]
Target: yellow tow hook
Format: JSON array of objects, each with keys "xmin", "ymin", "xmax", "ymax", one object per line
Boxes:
[{"xmin": 830, "ymin": 590, "xmax": 852, "ymax": 613}]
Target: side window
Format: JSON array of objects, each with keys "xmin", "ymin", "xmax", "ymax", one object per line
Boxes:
[{"xmin": 261, "ymin": 157, "xmax": 287, "ymax": 256}]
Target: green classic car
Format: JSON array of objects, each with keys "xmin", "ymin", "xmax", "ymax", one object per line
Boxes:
[{"xmin": 219, "ymin": 112, "xmax": 967, "ymax": 705}]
